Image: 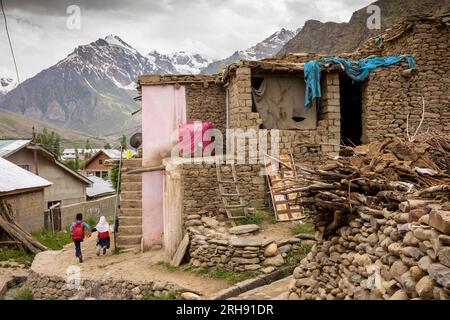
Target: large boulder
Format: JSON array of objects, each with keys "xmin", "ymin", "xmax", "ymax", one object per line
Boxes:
[
  {"xmin": 262, "ymin": 254, "xmax": 285, "ymax": 267},
  {"xmin": 428, "ymin": 263, "xmax": 450, "ymax": 289},
  {"xmin": 264, "ymin": 243, "xmax": 278, "ymax": 257},
  {"xmin": 428, "ymin": 211, "xmax": 450, "ymax": 235}
]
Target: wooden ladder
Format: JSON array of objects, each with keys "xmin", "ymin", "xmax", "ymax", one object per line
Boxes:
[{"xmin": 216, "ymin": 163, "xmax": 248, "ymax": 220}]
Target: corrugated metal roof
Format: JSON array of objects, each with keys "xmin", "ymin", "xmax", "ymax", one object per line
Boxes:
[
  {"xmin": 86, "ymin": 175, "xmax": 115, "ymax": 197},
  {"xmin": 0, "ymin": 140, "xmax": 31, "ymax": 158},
  {"xmin": 0, "ymin": 157, "xmax": 52, "ymax": 193}
]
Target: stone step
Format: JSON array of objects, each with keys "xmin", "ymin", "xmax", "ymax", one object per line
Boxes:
[
  {"xmin": 120, "ymin": 200, "xmax": 142, "ymax": 209},
  {"xmin": 120, "ymin": 191, "xmax": 142, "ymax": 201},
  {"xmin": 119, "ymin": 215, "xmax": 142, "ymax": 224},
  {"xmin": 122, "ymin": 159, "xmax": 142, "ymax": 168},
  {"xmin": 118, "ymin": 235, "xmax": 142, "ymax": 246},
  {"xmin": 120, "ymin": 208, "xmax": 142, "ymax": 217},
  {"xmin": 121, "ymin": 175, "xmax": 142, "ymax": 183},
  {"xmin": 121, "ymin": 182, "xmax": 142, "ymax": 192},
  {"xmin": 119, "ymin": 225, "xmax": 142, "ymax": 235}
]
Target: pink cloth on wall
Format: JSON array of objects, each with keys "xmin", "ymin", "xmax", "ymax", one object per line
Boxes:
[{"xmin": 141, "ymin": 85, "xmax": 187, "ymax": 249}]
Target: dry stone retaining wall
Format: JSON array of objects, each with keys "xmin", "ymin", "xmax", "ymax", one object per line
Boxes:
[
  {"xmin": 26, "ymin": 271, "xmax": 188, "ymax": 300},
  {"xmin": 288, "ymin": 207, "xmax": 450, "ymax": 300}
]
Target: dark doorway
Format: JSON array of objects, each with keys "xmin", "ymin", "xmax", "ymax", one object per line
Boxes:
[
  {"xmin": 45, "ymin": 201, "xmax": 62, "ymax": 231},
  {"xmin": 339, "ymin": 74, "xmax": 363, "ymax": 146}
]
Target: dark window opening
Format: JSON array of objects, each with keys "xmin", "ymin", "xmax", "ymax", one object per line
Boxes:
[
  {"xmin": 339, "ymin": 74, "xmax": 363, "ymax": 146},
  {"xmin": 292, "ymin": 117, "xmax": 305, "ymax": 123},
  {"xmin": 251, "ymin": 77, "xmax": 264, "ymax": 113}
]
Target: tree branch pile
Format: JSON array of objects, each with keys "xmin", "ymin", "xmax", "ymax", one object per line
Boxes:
[
  {"xmin": 287, "ymin": 133, "xmax": 450, "ymax": 235},
  {"xmin": 0, "ymin": 201, "xmax": 48, "ymax": 254}
]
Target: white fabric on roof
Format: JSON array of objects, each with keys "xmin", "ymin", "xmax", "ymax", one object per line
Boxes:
[{"xmin": 0, "ymin": 157, "xmax": 52, "ymax": 193}]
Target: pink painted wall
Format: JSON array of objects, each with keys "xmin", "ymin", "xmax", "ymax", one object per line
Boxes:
[{"xmin": 141, "ymin": 85, "xmax": 186, "ymax": 250}]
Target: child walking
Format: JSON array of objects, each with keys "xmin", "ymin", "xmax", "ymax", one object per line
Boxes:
[
  {"xmin": 70, "ymin": 213, "xmax": 91, "ymax": 263},
  {"xmin": 91, "ymin": 216, "xmax": 111, "ymax": 256}
]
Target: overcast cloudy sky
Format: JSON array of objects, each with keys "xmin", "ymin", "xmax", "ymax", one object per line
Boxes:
[{"xmin": 0, "ymin": 0, "xmax": 374, "ymax": 80}]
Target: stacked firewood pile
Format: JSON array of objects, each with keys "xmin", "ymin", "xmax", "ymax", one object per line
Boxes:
[
  {"xmin": 0, "ymin": 201, "xmax": 47, "ymax": 254},
  {"xmin": 286, "ymin": 133, "xmax": 450, "ymax": 300},
  {"xmin": 288, "ymin": 133, "xmax": 450, "ymax": 235}
]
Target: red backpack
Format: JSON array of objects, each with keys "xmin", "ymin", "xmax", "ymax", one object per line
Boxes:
[{"xmin": 72, "ymin": 223, "xmax": 84, "ymax": 241}]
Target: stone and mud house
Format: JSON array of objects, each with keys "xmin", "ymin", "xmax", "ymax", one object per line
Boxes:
[
  {"xmin": 117, "ymin": 14, "xmax": 450, "ymax": 262},
  {"xmin": 0, "ymin": 157, "xmax": 52, "ymax": 232},
  {"xmin": 0, "ymin": 139, "xmax": 94, "ymax": 230}
]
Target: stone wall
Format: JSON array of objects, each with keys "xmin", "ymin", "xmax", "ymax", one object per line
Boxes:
[
  {"xmin": 288, "ymin": 206, "xmax": 450, "ymax": 300},
  {"xmin": 227, "ymin": 66, "xmax": 341, "ymax": 164},
  {"xmin": 359, "ymin": 19, "xmax": 450, "ymax": 142},
  {"xmin": 181, "ymin": 161, "xmax": 265, "ymax": 221},
  {"xmin": 186, "ymin": 83, "xmax": 227, "ymax": 134},
  {"xmin": 26, "ymin": 271, "xmax": 189, "ymax": 300},
  {"xmin": 185, "ymin": 215, "xmax": 305, "ymax": 272},
  {"xmin": 57, "ymin": 195, "xmax": 117, "ymax": 229}
]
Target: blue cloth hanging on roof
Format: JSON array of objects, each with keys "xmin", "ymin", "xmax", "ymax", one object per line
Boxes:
[{"xmin": 304, "ymin": 56, "xmax": 416, "ymax": 109}]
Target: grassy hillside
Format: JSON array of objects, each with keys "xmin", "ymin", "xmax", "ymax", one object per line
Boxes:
[{"xmin": 0, "ymin": 108, "xmax": 107, "ymax": 148}]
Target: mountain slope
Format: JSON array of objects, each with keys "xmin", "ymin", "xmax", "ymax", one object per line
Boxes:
[
  {"xmin": 0, "ymin": 35, "xmax": 149, "ymax": 136},
  {"xmin": 202, "ymin": 28, "xmax": 297, "ymax": 74},
  {"xmin": 0, "ymin": 108, "xmax": 106, "ymax": 148},
  {"xmin": 279, "ymin": 0, "xmax": 450, "ymax": 55}
]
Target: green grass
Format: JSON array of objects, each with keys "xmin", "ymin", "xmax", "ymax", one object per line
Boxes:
[
  {"xmin": 85, "ymin": 217, "xmax": 98, "ymax": 229},
  {"xmin": 0, "ymin": 250, "xmax": 34, "ymax": 266},
  {"xmin": 156, "ymin": 261, "xmax": 178, "ymax": 272},
  {"xmin": 32, "ymin": 228, "xmax": 72, "ymax": 250},
  {"xmin": 234, "ymin": 211, "xmax": 265, "ymax": 226},
  {"xmin": 144, "ymin": 291, "xmax": 178, "ymax": 300},
  {"xmin": 290, "ymin": 222, "xmax": 315, "ymax": 235},
  {"xmin": 158, "ymin": 263, "xmax": 258, "ymax": 284},
  {"xmin": 13, "ymin": 287, "xmax": 34, "ymax": 300},
  {"xmin": 284, "ymin": 243, "xmax": 312, "ymax": 267},
  {"xmin": 112, "ymin": 247, "xmax": 124, "ymax": 255},
  {"xmin": 207, "ymin": 267, "xmax": 257, "ymax": 283}
]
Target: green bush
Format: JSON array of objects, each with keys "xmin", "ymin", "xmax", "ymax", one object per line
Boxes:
[
  {"xmin": 234, "ymin": 211, "xmax": 265, "ymax": 226},
  {"xmin": 13, "ymin": 287, "xmax": 34, "ymax": 300}
]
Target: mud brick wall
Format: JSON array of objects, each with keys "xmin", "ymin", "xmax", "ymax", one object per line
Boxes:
[
  {"xmin": 227, "ymin": 66, "xmax": 341, "ymax": 164},
  {"xmin": 186, "ymin": 83, "xmax": 227, "ymax": 134},
  {"xmin": 360, "ymin": 20, "xmax": 450, "ymax": 142},
  {"xmin": 180, "ymin": 162, "xmax": 265, "ymax": 220},
  {"xmin": 2, "ymin": 190, "xmax": 45, "ymax": 232}
]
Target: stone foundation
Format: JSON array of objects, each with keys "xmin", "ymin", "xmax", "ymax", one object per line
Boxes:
[
  {"xmin": 288, "ymin": 211, "xmax": 450, "ymax": 300},
  {"xmin": 26, "ymin": 271, "xmax": 190, "ymax": 300}
]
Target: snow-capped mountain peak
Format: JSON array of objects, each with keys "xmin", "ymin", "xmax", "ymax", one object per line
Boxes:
[
  {"xmin": 104, "ymin": 35, "xmax": 138, "ymax": 54},
  {"xmin": 201, "ymin": 28, "xmax": 297, "ymax": 74}
]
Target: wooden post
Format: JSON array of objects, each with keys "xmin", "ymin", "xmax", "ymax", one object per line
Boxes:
[{"xmin": 113, "ymin": 146, "xmax": 123, "ymax": 250}]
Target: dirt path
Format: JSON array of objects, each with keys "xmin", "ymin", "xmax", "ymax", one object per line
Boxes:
[
  {"xmin": 228, "ymin": 276, "xmax": 292, "ymax": 300},
  {"xmin": 31, "ymin": 235, "xmax": 230, "ymax": 298}
]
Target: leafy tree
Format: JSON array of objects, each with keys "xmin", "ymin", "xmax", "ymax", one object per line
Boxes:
[
  {"xmin": 120, "ymin": 135, "xmax": 127, "ymax": 149},
  {"xmin": 109, "ymin": 167, "xmax": 120, "ymax": 192},
  {"xmin": 104, "ymin": 143, "xmax": 112, "ymax": 149},
  {"xmin": 36, "ymin": 127, "xmax": 61, "ymax": 158},
  {"xmin": 85, "ymin": 139, "xmax": 92, "ymax": 151},
  {"xmin": 74, "ymin": 147, "xmax": 80, "ymax": 171}
]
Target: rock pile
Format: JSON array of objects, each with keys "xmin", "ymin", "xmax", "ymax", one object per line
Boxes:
[
  {"xmin": 26, "ymin": 271, "xmax": 189, "ymax": 300},
  {"xmin": 287, "ymin": 134, "xmax": 450, "ymax": 300},
  {"xmin": 186, "ymin": 214, "xmax": 304, "ymax": 272}
]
